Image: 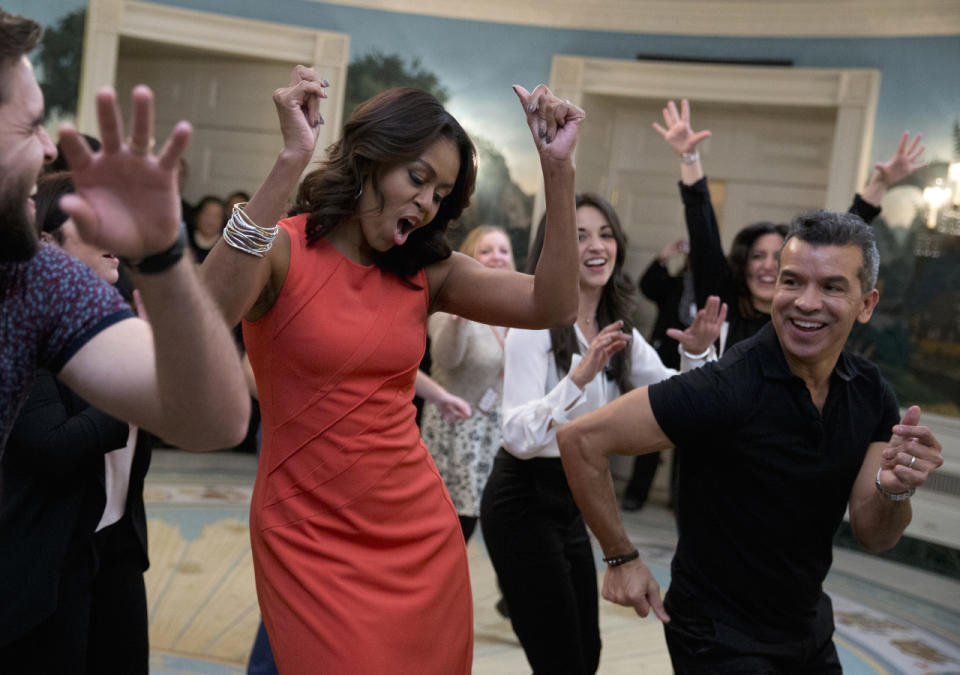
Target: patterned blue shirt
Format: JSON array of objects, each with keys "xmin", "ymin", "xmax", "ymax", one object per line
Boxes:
[{"xmin": 0, "ymin": 244, "xmax": 132, "ymax": 452}]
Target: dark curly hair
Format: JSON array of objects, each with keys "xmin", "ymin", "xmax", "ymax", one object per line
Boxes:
[
  {"xmin": 526, "ymin": 193, "xmax": 639, "ymax": 394},
  {"xmin": 292, "ymin": 87, "xmax": 477, "ymax": 279},
  {"xmin": 728, "ymin": 221, "xmax": 788, "ymax": 318}
]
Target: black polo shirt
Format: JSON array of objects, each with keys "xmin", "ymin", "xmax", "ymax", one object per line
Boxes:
[{"xmin": 649, "ymin": 322, "xmax": 899, "ymax": 639}]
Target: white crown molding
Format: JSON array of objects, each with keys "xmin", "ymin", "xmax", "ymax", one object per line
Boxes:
[
  {"xmin": 531, "ymin": 55, "xmax": 879, "ymax": 219},
  {"xmin": 79, "ymin": 0, "xmax": 350, "ymax": 164},
  {"xmin": 310, "ymin": 0, "xmax": 960, "ymax": 37}
]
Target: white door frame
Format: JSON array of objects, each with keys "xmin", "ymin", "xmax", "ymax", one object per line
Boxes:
[
  {"xmin": 78, "ymin": 0, "xmax": 350, "ymax": 162},
  {"xmin": 542, "ymin": 55, "xmax": 879, "ymax": 217}
]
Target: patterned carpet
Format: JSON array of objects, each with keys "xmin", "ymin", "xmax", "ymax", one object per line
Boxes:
[{"xmin": 143, "ymin": 450, "xmax": 960, "ymax": 674}]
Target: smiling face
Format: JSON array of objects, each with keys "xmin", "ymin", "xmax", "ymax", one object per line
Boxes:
[
  {"xmin": 746, "ymin": 232, "xmax": 785, "ymax": 313},
  {"xmin": 474, "ymin": 230, "xmax": 514, "ymax": 270},
  {"xmin": 772, "ymin": 238, "xmax": 878, "ymax": 370},
  {"xmin": 576, "ymin": 204, "xmax": 617, "ymax": 291},
  {"xmin": 0, "ymin": 57, "xmax": 57, "ymax": 261},
  {"xmin": 356, "ymin": 136, "xmax": 460, "ymax": 254},
  {"xmin": 43, "ymin": 217, "xmax": 120, "ymax": 284}
]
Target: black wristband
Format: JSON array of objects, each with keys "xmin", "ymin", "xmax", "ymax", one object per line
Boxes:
[
  {"xmin": 602, "ymin": 549, "xmax": 640, "ymax": 567},
  {"xmin": 122, "ymin": 223, "xmax": 187, "ymax": 274}
]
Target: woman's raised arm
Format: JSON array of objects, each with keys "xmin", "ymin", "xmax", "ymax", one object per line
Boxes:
[
  {"xmin": 427, "ymin": 85, "xmax": 583, "ymax": 329},
  {"xmin": 201, "ymin": 66, "xmax": 328, "ymax": 327}
]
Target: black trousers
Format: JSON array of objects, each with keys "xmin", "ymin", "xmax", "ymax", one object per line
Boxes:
[
  {"xmin": 480, "ymin": 449, "xmax": 601, "ymax": 675},
  {"xmin": 0, "ymin": 515, "xmax": 148, "ymax": 675},
  {"xmin": 664, "ymin": 594, "xmax": 841, "ymax": 674},
  {"xmin": 88, "ymin": 515, "xmax": 149, "ymax": 675}
]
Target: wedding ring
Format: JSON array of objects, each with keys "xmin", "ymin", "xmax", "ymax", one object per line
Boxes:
[{"xmin": 908, "ymin": 455, "xmax": 916, "ymax": 469}]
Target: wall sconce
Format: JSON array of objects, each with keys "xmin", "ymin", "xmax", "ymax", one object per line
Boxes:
[
  {"xmin": 949, "ymin": 162, "xmax": 960, "ymax": 207},
  {"xmin": 923, "ymin": 178, "xmax": 952, "ymax": 229}
]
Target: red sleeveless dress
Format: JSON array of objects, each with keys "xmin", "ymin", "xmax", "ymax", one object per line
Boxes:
[{"xmin": 243, "ymin": 215, "xmax": 473, "ymax": 674}]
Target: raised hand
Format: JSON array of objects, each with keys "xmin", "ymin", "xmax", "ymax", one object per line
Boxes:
[
  {"xmin": 602, "ymin": 558, "xmax": 670, "ymax": 622},
  {"xmin": 513, "ymin": 84, "xmax": 585, "ymax": 164},
  {"xmin": 652, "ymin": 99, "xmax": 712, "ymax": 156},
  {"xmin": 659, "ymin": 238, "xmax": 689, "ymax": 262},
  {"xmin": 668, "ymin": 295, "xmax": 726, "ymax": 356},
  {"xmin": 273, "ymin": 65, "xmax": 329, "ymax": 161},
  {"xmin": 879, "ymin": 405, "xmax": 943, "ymax": 494},
  {"xmin": 874, "ymin": 131, "xmax": 926, "ymax": 187},
  {"xmin": 58, "ymin": 86, "xmax": 189, "ymax": 260},
  {"xmin": 570, "ymin": 320, "xmax": 631, "ymax": 389}
]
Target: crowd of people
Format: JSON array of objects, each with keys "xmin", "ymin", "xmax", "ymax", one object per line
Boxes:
[{"xmin": 0, "ymin": 7, "xmax": 948, "ymax": 675}]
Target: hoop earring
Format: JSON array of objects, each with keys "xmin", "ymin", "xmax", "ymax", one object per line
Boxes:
[{"xmin": 356, "ymin": 182, "xmax": 363, "ymax": 200}]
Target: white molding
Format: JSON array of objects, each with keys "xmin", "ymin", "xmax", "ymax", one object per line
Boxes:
[
  {"xmin": 310, "ymin": 0, "xmax": 960, "ymax": 37},
  {"xmin": 79, "ymin": 0, "xmax": 350, "ymax": 162},
  {"xmin": 539, "ymin": 56, "xmax": 878, "ymax": 216}
]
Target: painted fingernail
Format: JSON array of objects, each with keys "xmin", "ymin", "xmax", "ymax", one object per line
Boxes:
[
  {"xmin": 538, "ymin": 128, "xmax": 546, "ymax": 138},
  {"xmin": 528, "ymin": 103, "xmax": 535, "ymax": 113},
  {"xmin": 545, "ymin": 135, "xmax": 552, "ymax": 144},
  {"xmin": 322, "ymin": 79, "xmax": 330, "ymax": 87},
  {"xmin": 319, "ymin": 114, "xmax": 325, "ymax": 125}
]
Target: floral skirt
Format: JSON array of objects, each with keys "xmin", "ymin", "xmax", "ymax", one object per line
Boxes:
[{"xmin": 420, "ymin": 405, "xmax": 501, "ymax": 517}]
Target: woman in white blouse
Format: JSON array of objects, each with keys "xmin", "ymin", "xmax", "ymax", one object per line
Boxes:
[{"xmin": 480, "ymin": 193, "xmax": 724, "ymax": 674}]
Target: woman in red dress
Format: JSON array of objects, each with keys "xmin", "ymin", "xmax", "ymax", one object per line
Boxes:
[{"xmin": 202, "ymin": 67, "xmax": 584, "ymax": 673}]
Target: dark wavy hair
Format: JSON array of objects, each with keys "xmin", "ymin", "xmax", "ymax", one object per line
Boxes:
[
  {"xmin": 728, "ymin": 221, "xmax": 788, "ymax": 318},
  {"xmin": 526, "ymin": 193, "xmax": 638, "ymax": 394},
  {"xmin": 292, "ymin": 87, "xmax": 477, "ymax": 279}
]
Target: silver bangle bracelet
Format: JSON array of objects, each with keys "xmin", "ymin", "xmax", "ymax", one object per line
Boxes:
[
  {"xmin": 681, "ymin": 346, "xmax": 712, "ymax": 360},
  {"xmin": 875, "ymin": 468, "xmax": 915, "ymax": 501},
  {"xmin": 223, "ymin": 202, "xmax": 278, "ymax": 258}
]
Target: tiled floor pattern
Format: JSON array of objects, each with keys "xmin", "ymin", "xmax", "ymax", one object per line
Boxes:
[{"xmin": 144, "ymin": 450, "xmax": 960, "ymax": 674}]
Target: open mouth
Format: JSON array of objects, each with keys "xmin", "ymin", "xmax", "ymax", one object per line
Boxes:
[
  {"xmin": 790, "ymin": 318, "xmax": 825, "ymax": 332},
  {"xmin": 584, "ymin": 257, "xmax": 607, "ymax": 269},
  {"xmin": 394, "ymin": 217, "xmax": 419, "ymax": 246}
]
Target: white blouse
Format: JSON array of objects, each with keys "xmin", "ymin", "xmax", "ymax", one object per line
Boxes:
[{"xmin": 501, "ymin": 325, "xmax": 709, "ymax": 459}]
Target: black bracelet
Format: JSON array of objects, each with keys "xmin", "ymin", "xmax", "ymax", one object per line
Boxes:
[
  {"xmin": 602, "ymin": 549, "xmax": 640, "ymax": 567},
  {"xmin": 121, "ymin": 223, "xmax": 188, "ymax": 274}
]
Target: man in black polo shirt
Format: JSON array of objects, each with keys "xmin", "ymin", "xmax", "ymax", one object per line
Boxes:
[{"xmin": 557, "ymin": 210, "xmax": 944, "ymax": 673}]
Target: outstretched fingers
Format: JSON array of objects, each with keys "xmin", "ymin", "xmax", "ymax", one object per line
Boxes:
[
  {"xmin": 690, "ymin": 129, "xmax": 712, "ymax": 146},
  {"xmin": 57, "ymin": 123, "xmax": 94, "ymax": 173},
  {"xmin": 157, "ymin": 121, "xmax": 193, "ymax": 172},
  {"xmin": 58, "ymin": 193, "xmax": 100, "ymax": 240},
  {"xmin": 665, "ymin": 100, "xmax": 680, "ymax": 127},
  {"xmin": 95, "ymin": 88, "xmax": 123, "ymax": 154},
  {"xmin": 906, "ymin": 132, "xmax": 923, "ymax": 156},
  {"xmin": 128, "ymin": 85, "xmax": 155, "ymax": 155}
]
